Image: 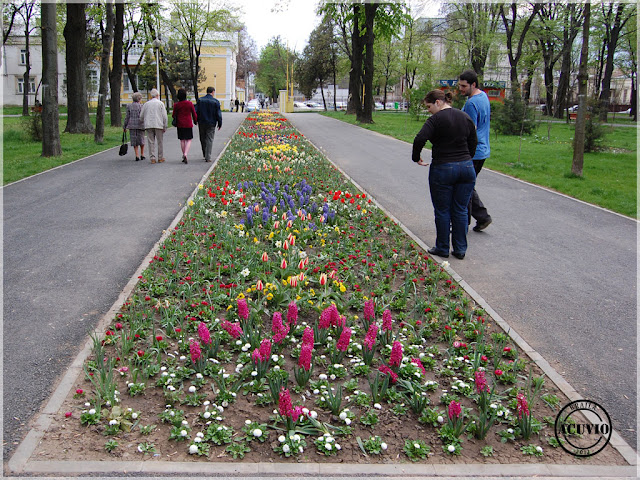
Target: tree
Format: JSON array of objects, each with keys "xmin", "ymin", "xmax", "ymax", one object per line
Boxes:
[
  {"xmin": 571, "ymin": 2, "xmax": 590, "ymax": 177},
  {"xmin": 3, "ymin": 1, "xmax": 19, "ymax": 45},
  {"xmin": 237, "ymin": 27, "xmax": 258, "ymax": 84},
  {"xmin": 400, "ymin": 16, "xmax": 435, "ymax": 108},
  {"xmin": 122, "ymin": 3, "xmax": 149, "ymax": 93},
  {"xmin": 16, "ymin": 0, "xmax": 39, "ymax": 116},
  {"xmin": 499, "ymin": 2, "xmax": 542, "ymax": 99},
  {"xmin": 109, "ymin": 1, "xmax": 124, "ymax": 126},
  {"xmin": 64, "ymin": 3, "xmax": 93, "ymax": 133},
  {"xmin": 168, "ymin": 0, "xmax": 239, "ymax": 100},
  {"xmin": 40, "ymin": 1, "xmax": 61, "ymax": 156},
  {"xmin": 533, "ymin": 2, "xmax": 582, "ymax": 117},
  {"xmin": 321, "ymin": 2, "xmax": 407, "ymax": 123},
  {"xmin": 255, "ymin": 36, "xmax": 290, "ymax": 102},
  {"xmin": 442, "ymin": 3, "xmax": 501, "ymax": 78},
  {"xmin": 296, "ymin": 15, "xmax": 336, "ymax": 109},
  {"xmin": 373, "ymin": 34, "xmax": 401, "ymax": 109},
  {"xmin": 95, "ymin": 0, "xmax": 114, "ymax": 144},
  {"xmin": 596, "ymin": 3, "xmax": 634, "ymax": 122}
]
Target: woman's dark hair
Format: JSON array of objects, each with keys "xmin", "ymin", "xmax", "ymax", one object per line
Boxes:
[
  {"xmin": 424, "ymin": 90, "xmax": 452, "ymax": 104},
  {"xmin": 177, "ymin": 88, "xmax": 187, "ymax": 101}
]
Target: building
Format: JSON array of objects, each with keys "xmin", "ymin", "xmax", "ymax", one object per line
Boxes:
[
  {"xmin": 3, "ymin": 30, "xmax": 239, "ymax": 111},
  {"xmin": 2, "ymin": 35, "xmax": 66, "ymax": 106}
]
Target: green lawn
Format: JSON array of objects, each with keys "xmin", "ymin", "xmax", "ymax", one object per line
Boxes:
[
  {"xmin": 3, "ymin": 114, "xmax": 125, "ymax": 185},
  {"xmin": 321, "ymin": 111, "xmax": 637, "ymax": 218}
]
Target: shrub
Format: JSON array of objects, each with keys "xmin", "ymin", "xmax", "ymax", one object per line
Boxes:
[{"xmin": 492, "ymin": 96, "xmax": 536, "ymax": 136}]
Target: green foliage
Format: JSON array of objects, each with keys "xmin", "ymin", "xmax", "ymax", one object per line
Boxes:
[
  {"xmin": 255, "ymin": 37, "xmax": 293, "ymax": 101},
  {"xmin": 492, "ymin": 97, "xmax": 537, "ymax": 135}
]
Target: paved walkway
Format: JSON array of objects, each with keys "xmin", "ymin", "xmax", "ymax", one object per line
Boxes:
[
  {"xmin": 2, "ymin": 112, "xmax": 246, "ymax": 461},
  {"xmin": 287, "ymin": 113, "xmax": 637, "ymax": 450}
]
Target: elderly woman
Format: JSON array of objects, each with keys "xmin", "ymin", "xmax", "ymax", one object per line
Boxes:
[
  {"xmin": 123, "ymin": 92, "xmax": 145, "ymax": 161},
  {"xmin": 412, "ymin": 89, "xmax": 477, "ymax": 260}
]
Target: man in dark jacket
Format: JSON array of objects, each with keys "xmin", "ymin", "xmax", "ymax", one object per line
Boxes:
[{"xmin": 196, "ymin": 86, "xmax": 222, "ymax": 162}]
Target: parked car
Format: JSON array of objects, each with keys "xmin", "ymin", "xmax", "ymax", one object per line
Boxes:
[
  {"xmin": 568, "ymin": 105, "xmax": 579, "ymax": 112},
  {"xmin": 294, "ymin": 101, "xmax": 309, "ymax": 111},
  {"xmin": 305, "ymin": 101, "xmax": 324, "ymax": 110},
  {"xmin": 622, "ymin": 107, "xmax": 632, "ymax": 114},
  {"xmin": 335, "ymin": 101, "xmax": 347, "ymax": 111},
  {"xmin": 375, "ymin": 102, "xmax": 384, "ymax": 110},
  {"xmin": 246, "ymin": 99, "xmax": 261, "ymax": 112}
]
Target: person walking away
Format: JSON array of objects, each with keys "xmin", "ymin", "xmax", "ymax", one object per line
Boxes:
[
  {"xmin": 458, "ymin": 69, "xmax": 492, "ymax": 231},
  {"xmin": 260, "ymin": 98, "xmax": 265, "ymax": 110},
  {"xmin": 172, "ymin": 88, "xmax": 198, "ymax": 164},
  {"xmin": 196, "ymin": 86, "xmax": 222, "ymax": 162},
  {"xmin": 139, "ymin": 88, "xmax": 168, "ymax": 163},
  {"xmin": 235, "ymin": 98, "xmax": 240, "ymax": 112},
  {"xmin": 241, "ymin": 101, "xmax": 245, "ymax": 112},
  {"xmin": 123, "ymin": 92, "xmax": 145, "ymax": 161},
  {"xmin": 412, "ymin": 90, "xmax": 477, "ymax": 260}
]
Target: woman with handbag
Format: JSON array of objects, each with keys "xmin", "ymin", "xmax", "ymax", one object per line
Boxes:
[
  {"xmin": 123, "ymin": 92, "xmax": 145, "ymax": 161},
  {"xmin": 172, "ymin": 88, "xmax": 198, "ymax": 164}
]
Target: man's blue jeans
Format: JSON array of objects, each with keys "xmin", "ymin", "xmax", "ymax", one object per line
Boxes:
[{"xmin": 429, "ymin": 160, "xmax": 476, "ymax": 255}]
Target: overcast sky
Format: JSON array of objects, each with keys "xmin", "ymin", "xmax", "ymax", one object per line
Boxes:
[{"xmin": 235, "ymin": 0, "xmax": 443, "ymax": 53}]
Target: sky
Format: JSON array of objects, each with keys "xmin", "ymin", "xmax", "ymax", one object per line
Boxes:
[{"xmin": 235, "ymin": 0, "xmax": 443, "ymax": 53}]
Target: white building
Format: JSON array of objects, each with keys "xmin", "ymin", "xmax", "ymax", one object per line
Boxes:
[{"xmin": 2, "ymin": 35, "xmax": 67, "ymax": 106}]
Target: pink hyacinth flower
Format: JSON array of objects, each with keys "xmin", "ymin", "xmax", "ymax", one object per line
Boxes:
[
  {"xmin": 189, "ymin": 340, "xmax": 202, "ymax": 363},
  {"xmin": 298, "ymin": 344, "xmax": 313, "ymax": 371},
  {"xmin": 273, "ymin": 321, "xmax": 290, "ymax": 344},
  {"xmin": 221, "ymin": 320, "xmax": 243, "ymax": 339},
  {"xmin": 363, "ymin": 323, "xmax": 379, "ymax": 350},
  {"xmin": 302, "ymin": 327, "xmax": 314, "ymax": 347},
  {"xmin": 258, "ymin": 338, "xmax": 272, "ymax": 360},
  {"xmin": 475, "ymin": 370, "xmax": 490, "ymax": 393},
  {"xmin": 238, "ymin": 298, "xmax": 249, "ymax": 321},
  {"xmin": 278, "ymin": 388, "xmax": 294, "ymax": 418},
  {"xmin": 318, "ymin": 306, "xmax": 332, "ymax": 329},
  {"xmin": 382, "ymin": 309, "xmax": 393, "ymax": 332},
  {"xmin": 516, "ymin": 393, "xmax": 529, "ymax": 419},
  {"xmin": 364, "ymin": 299, "xmax": 375, "ymax": 322},
  {"xmin": 448, "ymin": 400, "xmax": 462, "ymax": 420},
  {"xmin": 287, "ymin": 301, "xmax": 298, "ymax": 326},
  {"xmin": 198, "ymin": 322, "xmax": 212, "ymax": 345},
  {"xmin": 389, "ymin": 341, "xmax": 403, "ymax": 367},
  {"xmin": 272, "ymin": 312, "xmax": 284, "ymax": 335},
  {"xmin": 336, "ymin": 327, "xmax": 352, "ymax": 352}
]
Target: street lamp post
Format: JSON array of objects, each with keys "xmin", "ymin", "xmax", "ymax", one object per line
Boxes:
[
  {"xmin": 153, "ymin": 37, "xmax": 162, "ymax": 91},
  {"xmin": 214, "ymin": 73, "xmax": 217, "ymax": 94}
]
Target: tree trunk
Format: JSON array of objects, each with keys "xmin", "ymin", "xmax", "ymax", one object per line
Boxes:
[
  {"xmin": 554, "ymin": 46, "xmax": 572, "ymax": 119},
  {"xmin": 598, "ymin": 4, "xmax": 626, "ymax": 122},
  {"xmin": 22, "ymin": 28, "xmax": 31, "ymax": 116},
  {"xmin": 64, "ymin": 3, "xmax": 94, "ymax": 133},
  {"xmin": 95, "ymin": 1, "xmax": 114, "ymax": 144},
  {"xmin": 357, "ymin": 3, "xmax": 377, "ymax": 124},
  {"xmin": 572, "ymin": 3, "xmax": 590, "ymax": 177},
  {"xmin": 109, "ymin": 1, "xmax": 124, "ymax": 126},
  {"xmin": 40, "ymin": 2, "xmax": 61, "ymax": 157},
  {"xmin": 347, "ymin": 4, "xmax": 362, "ymax": 116}
]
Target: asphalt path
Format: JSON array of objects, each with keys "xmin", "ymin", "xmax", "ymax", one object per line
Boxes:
[
  {"xmin": 2, "ymin": 112, "xmax": 246, "ymax": 461},
  {"xmin": 287, "ymin": 113, "xmax": 637, "ymax": 450}
]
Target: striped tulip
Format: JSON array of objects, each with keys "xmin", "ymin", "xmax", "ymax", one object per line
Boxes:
[
  {"xmin": 272, "ymin": 206, "xmax": 278, "ymax": 213},
  {"xmin": 283, "ymin": 240, "xmax": 289, "ymax": 250},
  {"xmin": 298, "ymin": 259, "xmax": 305, "ymax": 270},
  {"xmin": 281, "ymin": 258, "xmax": 288, "ymax": 269},
  {"xmin": 328, "ymin": 270, "xmax": 336, "ymax": 279},
  {"xmin": 274, "ymin": 221, "xmax": 280, "ymax": 229},
  {"xmin": 298, "ymin": 272, "xmax": 305, "ymax": 282},
  {"xmin": 289, "ymin": 276, "xmax": 298, "ymax": 287},
  {"xmin": 261, "ymin": 252, "xmax": 269, "ymax": 262},
  {"xmin": 319, "ymin": 273, "xmax": 327, "ymax": 286},
  {"xmin": 256, "ymin": 280, "xmax": 264, "ymax": 291},
  {"xmin": 282, "ymin": 213, "xmax": 288, "ymax": 220},
  {"xmin": 287, "ymin": 220, "xmax": 293, "ymax": 228}
]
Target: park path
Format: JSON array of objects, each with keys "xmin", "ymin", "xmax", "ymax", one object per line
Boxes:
[
  {"xmin": 2, "ymin": 112, "xmax": 246, "ymax": 461},
  {"xmin": 287, "ymin": 112, "xmax": 637, "ymax": 449}
]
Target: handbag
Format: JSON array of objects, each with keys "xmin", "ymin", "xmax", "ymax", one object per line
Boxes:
[
  {"xmin": 172, "ymin": 116, "xmax": 177, "ymax": 127},
  {"xmin": 119, "ymin": 130, "xmax": 128, "ymax": 156}
]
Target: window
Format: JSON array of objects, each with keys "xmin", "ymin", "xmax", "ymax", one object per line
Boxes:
[
  {"xmin": 17, "ymin": 77, "xmax": 36, "ymax": 94},
  {"xmin": 20, "ymin": 49, "xmax": 27, "ymax": 65},
  {"xmin": 88, "ymin": 70, "xmax": 98, "ymax": 90},
  {"xmin": 122, "ymin": 73, "xmax": 137, "ymax": 92}
]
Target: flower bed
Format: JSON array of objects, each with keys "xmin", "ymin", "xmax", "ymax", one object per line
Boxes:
[{"xmin": 36, "ymin": 112, "xmax": 624, "ymax": 465}]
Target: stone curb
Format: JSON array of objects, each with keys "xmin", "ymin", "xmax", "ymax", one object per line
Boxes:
[{"xmin": 8, "ymin": 118, "xmax": 638, "ymax": 477}]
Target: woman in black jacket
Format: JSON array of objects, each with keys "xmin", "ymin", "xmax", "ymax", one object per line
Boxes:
[{"xmin": 412, "ymin": 90, "xmax": 477, "ymax": 260}]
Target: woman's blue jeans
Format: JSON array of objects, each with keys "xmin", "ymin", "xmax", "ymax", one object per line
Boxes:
[{"xmin": 429, "ymin": 160, "xmax": 477, "ymax": 255}]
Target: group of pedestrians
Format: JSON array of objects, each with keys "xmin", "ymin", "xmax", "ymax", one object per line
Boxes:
[
  {"xmin": 123, "ymin": 86, "xmax": 222, "ymax": 164},
  {"xmin": 412, "ymin": 69, "xmax": 492, "ymax": 260}
]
